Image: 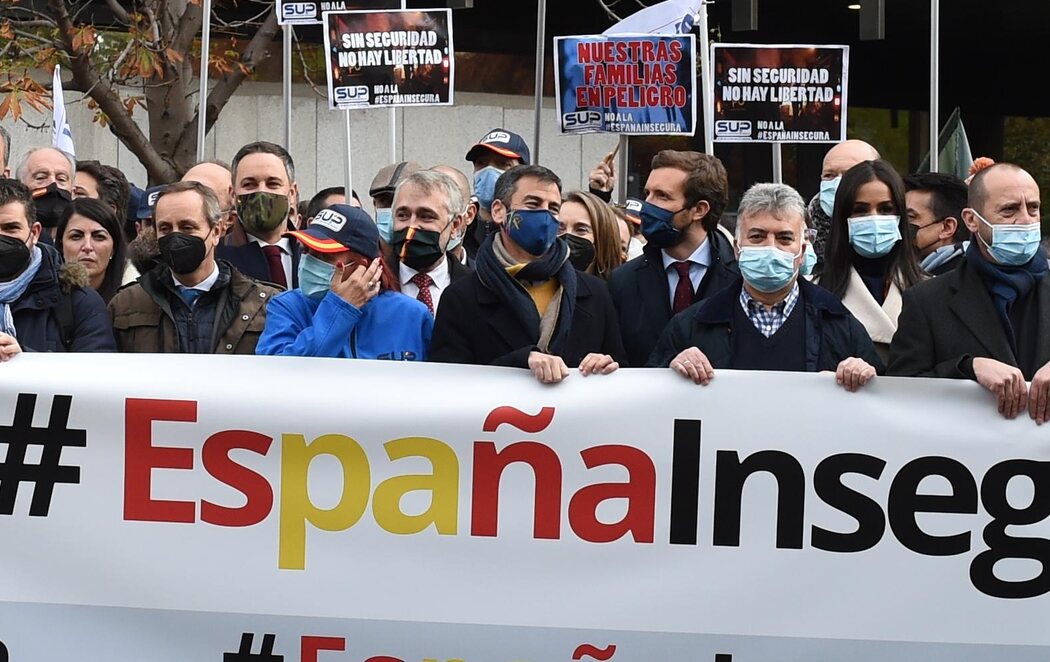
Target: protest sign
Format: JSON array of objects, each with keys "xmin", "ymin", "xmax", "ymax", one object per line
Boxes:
[
  {"xmin": 555, "ymin": 34, "xmax": 697, "ymax": 135},
  {"xmin": 322, "ymin": 9, "xmax": 454, "ymax": 110},
  {"xmin": 711, "ymin": 43, "xmax": 848, "ymax": 143},
  {"xmin": 2, "ymin": 355, "xmax": 1050, "ymax": 660},
  {"xmin": 277, "ymin": 0, "xmax": 401, "ymax": 26}
]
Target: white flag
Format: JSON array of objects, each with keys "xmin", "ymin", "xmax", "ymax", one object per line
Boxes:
[
  {"xmin": 602, "ymin": 0, "xmax": 702, "ymax": 35},
  {"xmin": 52, "ymin": 65, "xmax": 76, "ymax": 160}
]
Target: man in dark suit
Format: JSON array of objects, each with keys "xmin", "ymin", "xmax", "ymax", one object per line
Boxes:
[
  {"xmin": 430, "ymin": 165, "xmax": 626, "ymax": 383},
  {"xmin": 218, "ymin": 141, "xmax": 301, "ymax": 289},
  {"xmin": 389, "ymin": 169, "xmax": 472, "ymax": 316},
  {"xmin": 608, "ymin": 150, "xmax": 739, "ymax": 367},
  {"xmin": 889, "ymin": 163, "xmax": 1050, "ymax": 422}
]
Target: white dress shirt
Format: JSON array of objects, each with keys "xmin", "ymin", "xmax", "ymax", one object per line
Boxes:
[
  {"xmin": 248, "ymin": 235, "xmax": 293, "ymax": 285},
  {"xmin": 399, "ymin": 256, "xmax": 451, "ymax": 314},
  {"xmin": 171, "ymin": 262, "xmax": 220, "ymax": 293},
  {"xmin": 661, "ymin": 238, "xmax": 711, "ymax": 309}
]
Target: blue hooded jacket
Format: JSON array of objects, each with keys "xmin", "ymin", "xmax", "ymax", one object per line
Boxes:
[{"xmin": 256, "ymin": 288, "xmax": 432, "ymax": 360}]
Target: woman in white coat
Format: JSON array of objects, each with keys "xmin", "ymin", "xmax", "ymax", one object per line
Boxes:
[{"xmin": 815, "ymin": 159, "xmax": 926, "ymax": 360}]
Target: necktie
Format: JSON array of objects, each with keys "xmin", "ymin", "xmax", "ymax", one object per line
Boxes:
[
  {"xmin": 261, "ymin": 244, "xmax": 287, "ymax": 289},
  {"xmin": 671, "ymin": 261, "xmax": 694, "ymax": 315},
  {"xmin": 178, "ymin": 288, "xmax": 202, "ymax": 308},
  {"xmin": 410, "ymin": 272, "xmax": 435, "ymax": 314}
]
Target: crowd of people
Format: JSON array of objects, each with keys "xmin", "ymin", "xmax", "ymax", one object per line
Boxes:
[{"xmin": 1, "ymin": 122, "xmax": 1047, "ymax": 422}]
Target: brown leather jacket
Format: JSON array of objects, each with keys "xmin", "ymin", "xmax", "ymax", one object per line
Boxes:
[{"xmin": 108, "ymin": 261, "xmax": 281, "ymax": 354}]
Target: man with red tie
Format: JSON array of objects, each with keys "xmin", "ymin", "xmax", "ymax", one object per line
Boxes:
[
  {"xmin": 218, "ymin": 141, "xmax": 301, "ymax": 290},
  {"xmin": 389, "ymin": 170, "xmax": 473, "ymax": 316}
]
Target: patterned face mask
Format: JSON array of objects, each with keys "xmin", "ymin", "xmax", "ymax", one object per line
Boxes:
[{"xmin": 236, "ymin": 191, "xmax": 290, "ymax": 235}]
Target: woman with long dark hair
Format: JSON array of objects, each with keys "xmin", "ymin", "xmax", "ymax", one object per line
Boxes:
[
  {"xmin": 57, "ymin": 197, "xmax": 131, "ymax": 303},
  {"xmin": 816, "ymin": 159, "xmax": 925, "ymax": 358}
]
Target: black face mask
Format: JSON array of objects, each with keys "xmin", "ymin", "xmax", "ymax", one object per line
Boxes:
[
  {"xmin": 392, "ymin": 226, "xmax": 446, "ymax": 271},
  {"xmin": 0, "ymin": 234, "xmax": 32, "ymax": 281},
  {"xmin": 32, "ymin": 183, "xmax": 72, "ymax": 228},
  {"xmin": 563, "ymin": 233, "xmax": 596, "ymax": 272},
  {"xmin": 158, "ymin": 232, "xmax": 208, "ymax": 275}
]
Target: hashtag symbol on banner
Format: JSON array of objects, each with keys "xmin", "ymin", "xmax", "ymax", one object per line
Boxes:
[
  {"xmin": 0, "ymin": 394, "xmax": 86, "ymax": 517},
  {"xmin": 224, "ymin": 633, "xmax": 284, "ymax": 661}
]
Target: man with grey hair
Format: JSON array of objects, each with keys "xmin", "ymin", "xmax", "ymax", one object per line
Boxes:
[
  {"xmin": 109, "ymin": 180, "xmax": 281, "ymax": 353},
  {"xmin": 649, "ymin": 182, "xmax": 882, "ymax": 391},
  {"xmin": 0, "ymin": 125, "xmax": 11, "ymax": 178},
  {"xmin": 432, "ymin": 164, "xmax": 479, "ymax": 265},
  {"xmin": 17, "ymin": 146, "xmax": 75, "ymax": 237},
  {"xmin": 389, "ymin": 169, "xmax": 472, "ymax": 315}
]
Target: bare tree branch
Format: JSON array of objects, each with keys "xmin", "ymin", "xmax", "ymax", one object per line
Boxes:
[
  {"xmin": 103, "ymin": 0, "xmax": 131, "ymax": 25},
  {"xmin": 200, "ymin": 8, "xmax": 278, "ymax": 134}
]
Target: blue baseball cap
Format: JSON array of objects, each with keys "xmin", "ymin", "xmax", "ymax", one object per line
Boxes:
[
  {"xmin": 136, "ymin": 185, "xmax": 165, "ymax": 220},
  {"xmin": 287, "ymin": 204, "xmax": 380, "ymax": 259},
  {"xmin": 465, "ymin": 128, "xmax": 531, "ymax": 165}
]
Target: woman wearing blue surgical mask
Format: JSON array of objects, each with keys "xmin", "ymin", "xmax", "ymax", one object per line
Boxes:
[{"xmin": 815, "ymin": 160, "xmax": 925, "ymax": 359}]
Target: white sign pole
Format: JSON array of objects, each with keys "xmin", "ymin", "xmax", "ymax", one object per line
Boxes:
[
  {"xmin": 532, "ymin": 0, "xmax": 547, "ymax": 163},
  {"xmin": 698, "ymin": 1, "xmax": 713, "ymax": 155},
  {"xmin": 617, "ymin": 135, "xmax": 629, "ymax": 204},
  {"xmin": 772, "ymin": 142, "xmax": 783, "ymax": 184},
  {"xmin": 344, "ymin": 110, "xmax": 354, "ymax": 200},
  {"xmin": 195, "ymin": 0, "xmax": 213, "ymax": 162},
  {"xmin": 929, "ymin": 0, "xmax": 940, "ymax": 173},
  {"xmin": 283, "ymin": 26, "xmax": 293, "ymax": 151},
  {"xmin": 389, "ymin": 0, "xmax": 406, "ymax": 164}
]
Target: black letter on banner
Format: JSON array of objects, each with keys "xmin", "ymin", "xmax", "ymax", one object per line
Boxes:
[
  {"xmin": 670, "ymin": 419, "xmax": 702, "ymax": 545},
  {"xmin": 888, "ymin": 456, "xmax": 977, "ymax": 556},
  {"xmin": 713, "ymin": 450, "xmax": 805, "ymax": 548},
  {"xmin": 971, "ymin": 460, "xmax": 1050, "ymax": 599},
  {"xmin": 812, "ymin": 453, "xmax": 887, "ymax": 552},
  {"xmin": 0, "ymin": 640, "xmax": 7, "ymax": 662}
]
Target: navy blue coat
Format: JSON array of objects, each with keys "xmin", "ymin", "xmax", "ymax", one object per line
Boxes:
[
  {"xmin": 217, "ymin": 221, "xmax": 301, "ymax": 289},
  {"xmin": 608, "ymin": 230, "xmax": 740, "ymax": 368},
  {"xmin": 11, "ymin": 245, "xmax": 115, "ymax": 352},
  {"xmin": 647, "ymin": 278, "xmax": 884, "ymax": 373}
]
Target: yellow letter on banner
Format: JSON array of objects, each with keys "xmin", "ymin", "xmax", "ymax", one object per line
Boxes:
[
  {"xmin": 279, "ymin": 433, "xmax": 371, "ymax": 569},
  {"xmin": 373, "ymin": 437, "xmax": 459, "ymax": 535}
]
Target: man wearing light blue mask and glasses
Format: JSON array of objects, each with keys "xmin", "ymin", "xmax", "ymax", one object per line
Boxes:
[
  {"xmin": 649, "ymin": 182, "xmax": 881, "ymax": 392},
  {"xmin": 889, "ymin": 163, "xmax": 1050, "ymax": 424}
]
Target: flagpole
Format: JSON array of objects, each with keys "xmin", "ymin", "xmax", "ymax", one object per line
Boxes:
[
  {"xmin": 283, "ymin": 26, "xmax": 293, "ymax": 151},
  {"xmin": 532, "ymin": 0, "xmax": 547, "ymax": 163},
  {"xmin": 698, "ymin": 0, "xmax": 713, "ymax": 155},
  {"xmin": 196, "ymin": 0, "xmax": 213, "ymax": 162},
  {"xmin": 929, "ymin": 0, "xmax": 939, "ymax": 173}
]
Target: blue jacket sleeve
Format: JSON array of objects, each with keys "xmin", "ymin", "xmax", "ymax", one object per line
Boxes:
[
  {"xmin": 256, "ymin": 291, "xmax": 362, "ymax": 357},
  {"xmin": 70, "ymin": 287, "xmax": 117, "ymax": 352}
]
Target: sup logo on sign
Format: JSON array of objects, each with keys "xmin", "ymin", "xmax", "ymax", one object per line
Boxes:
[
  {"xmin": 281, "ymin": 2, "xmax": 317, "ymax": 21},
  {"xmin": 312, "ymin": 209, "xmax": 347, "ymax": 232},
  {"xmin": 715, "ymin": 120, "xmax": 752, "ymax": 138},
  {"xmin": 563, "ymin": 111, "xmax": 602, "ymax": 130},
  {"xmin": 335, "ymin": 86, "xmax": 369, "ymax": 105},
  {"xmin": 482, "ymin": 131, "xmax": 511, "ymax": 143}
]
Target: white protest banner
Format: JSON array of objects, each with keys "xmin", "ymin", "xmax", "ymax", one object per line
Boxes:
[{"xmin": 1, "ymin": 354, "xmax": 1049, "ymax": 661}]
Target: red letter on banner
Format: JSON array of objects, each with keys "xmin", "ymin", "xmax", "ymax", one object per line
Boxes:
[
  {"xmin": 471, "ymin": 441, "xmax": 562, "ymax": 539},
  {"xmin": 302, "ymin": 636, "xmax": 346, "ymax": 662},
  {"xmin": 124, "ymin": 398, "xmax": 197, "ymax": 523},
  {"xmin": 201, "ymin": 430, "xmax": 274, "ymax": 527},
  {"xmin": 569, "ymin": 445, "xmax": 657, "ymax": 543}
]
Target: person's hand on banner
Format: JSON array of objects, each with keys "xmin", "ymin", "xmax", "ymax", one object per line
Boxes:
[
  {"xmin": 835, "ymin": 357, "xmax": 876, "ymax": 392},
  {"xmin": 0, "ymin": 332, "xmax": 21, "ymax": 362},
  {"xmin": 578, "ymin": 353, "xmax": 619, "ymax": 376},
  {"xmin": 332, "ymin": 259, "xmax": 382, "ymax": 309},
  {"xmin": 1028, "ymin": 362, "xmax": 1050, "ymax": 425},
  {"xmin": 670, "ymin": 347, "xmax": 715, "ymax": 385},
  {"xmin": 528, "ymin": 351, "xmax": 570, "ymax": 384},
  {"xmin": 588, "ymin": 149, "xmax": 617, "ymax": 193},
  {"xmin": 973, "ymin": 357, "xmax": 1028, "ymax": 419}
]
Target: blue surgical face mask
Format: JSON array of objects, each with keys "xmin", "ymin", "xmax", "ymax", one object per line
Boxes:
[
  {"xmin": 819, "ymin": 176, "xmax": 841, "ymax": 217},
  {"xmin": 375, "ymin": 208, "xmax": 393, "ymax": 243},
  {"xmin": 801, "ymin": 243, "xmax": 818, "ymax": 276},
  {"xmin": 738, "ymin": 245, "xmax": 801, "ymax": 293},
  {"xmin": 504, "ymin": 208, "xmax": 559, "ymax": 256},
  {"xmin": 972, "ymin": 209, "xmax": 1041, "ymax": 266},
  {"xmin": 473, "ymin": 166, "xmax": 504, "ymax": 211},
  {"xmin": 848, "ymin": 215, "xmax": 902, "ymax": 258},
  {"xmin": 631, "ymin": 198, "xmax": 688, "ymax": 248},
  {"xmin": 298, "ymin": 253, "xmax": 336, "ymax": 299}
]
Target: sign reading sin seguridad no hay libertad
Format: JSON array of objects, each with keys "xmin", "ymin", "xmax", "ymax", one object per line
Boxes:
[
  {"xmin": 323, "ymin": 9, "xmax": 454, "ymax": 110},
  {"xmin": 555, "ymin": 34, "xmax": 697, "ymax": 136},
  {"xmin": 712, "ymin": 43, "xmax": 849, "ymax": 143}
]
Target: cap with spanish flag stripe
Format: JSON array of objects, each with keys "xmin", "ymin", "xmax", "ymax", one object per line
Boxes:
[
  {"xmin": 464, "ymin": 128, "xmax": 531, "ymax": 165},
  {"xmin": 286, "ymin": 204, "xmax": 380, "ymax": 259}
]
